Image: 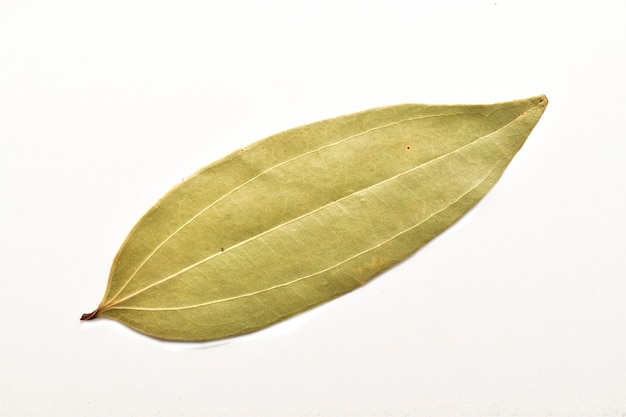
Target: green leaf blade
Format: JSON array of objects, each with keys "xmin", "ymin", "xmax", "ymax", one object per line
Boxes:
[{"xmin": 86, "ymin": 95, "xmax": 547, "ymax": 341}]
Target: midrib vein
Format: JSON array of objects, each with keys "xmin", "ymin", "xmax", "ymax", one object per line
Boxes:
[
  {"xmin": 106, "ymin": 112, "xmax": 445, "ymax": 302},
  {"xmin": 109, "ymin": 158, "xmax": 504, "ymax": 312},
  {"xmin": 106, "ymin": 102, "xmax": 538, "ymax": 308}
]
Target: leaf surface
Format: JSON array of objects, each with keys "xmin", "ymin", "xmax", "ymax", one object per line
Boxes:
[{"xmin": 82, "ymin": 96, "xmax": 548, "ymax": 341}]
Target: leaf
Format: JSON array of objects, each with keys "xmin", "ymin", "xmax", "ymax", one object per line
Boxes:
[{"xmin": 81, "ymin": 95, "xmax": 548, "ymax": 341}]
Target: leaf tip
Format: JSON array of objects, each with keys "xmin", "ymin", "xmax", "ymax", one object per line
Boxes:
[
  {"xmin": 537, "ymin": 94, "xmax": 548, "ymax": 107},
  {"xmin": 80, "ymin": 309, "xmax": 99, "ymax": 321}
]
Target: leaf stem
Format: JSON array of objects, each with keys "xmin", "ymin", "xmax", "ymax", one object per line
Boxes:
[{"xmin": 80, "ymin": 309, "xmax": 99, "ymax": 321}]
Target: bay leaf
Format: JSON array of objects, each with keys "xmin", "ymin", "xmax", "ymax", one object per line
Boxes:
[{"xmin": 82, "ymin": 95, "xmax": 548, "ymax": 341}]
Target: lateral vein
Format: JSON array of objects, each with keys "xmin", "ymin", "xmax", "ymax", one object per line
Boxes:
[
  {"xmin": 109, "ymin": 157, "xmax": 503, "ymax": 312},
  {"xmin": 106, "ymin": 112, "xmax": 446, "ymax": 302}
]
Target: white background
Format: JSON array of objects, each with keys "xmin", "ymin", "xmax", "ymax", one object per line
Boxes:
[{"xmin": 1, "ymin": 1, "xmax": 625, "ymax": 416}]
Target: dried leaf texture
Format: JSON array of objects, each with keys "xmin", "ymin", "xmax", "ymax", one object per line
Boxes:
[{"xmin": 83, "ymin": 96, "xmax": 548, "ymax": 341}]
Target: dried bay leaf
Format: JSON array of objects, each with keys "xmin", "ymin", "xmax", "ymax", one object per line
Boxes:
[{"xmin": 82, "ymin": 95, "xmax": 548, "ymax": 341}]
